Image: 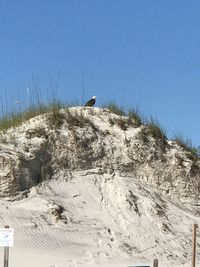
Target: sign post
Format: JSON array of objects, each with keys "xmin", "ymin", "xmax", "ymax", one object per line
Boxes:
[
  {"xmin": 0, "ymin": 226, "xmax": 14, "ymax": 267},
  {"xmin": 4, "ymin": 243, "xmax": 9, "ymax": 267},
  {"xmin": 153, "ymin": 258, "xmax": 158, "ymax": 267},
  {"xmin": 192, "ymin": 224, "xmax": 198, "ymax": 267}
]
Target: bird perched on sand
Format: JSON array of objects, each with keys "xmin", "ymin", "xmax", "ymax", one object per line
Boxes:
[{"xmin": 85, "ymin": 96, "xmax": 96, "ymax": 107}]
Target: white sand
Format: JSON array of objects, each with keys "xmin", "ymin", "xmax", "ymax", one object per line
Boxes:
[
  {"xmin": 0, "ymin": 107, "xmax": 199, "ymax": 267},
  {"xmin": 0, "ymin": 172, "xmax": 198, "ymax": 267}
]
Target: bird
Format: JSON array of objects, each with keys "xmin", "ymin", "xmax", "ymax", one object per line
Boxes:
[{"xmin": 85, "ymin": 96, "xmax": 96, "ymax": 107}]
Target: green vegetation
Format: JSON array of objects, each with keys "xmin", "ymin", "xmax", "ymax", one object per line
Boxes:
[
  {"xmin": 0, "ymin": 94, "xmax": 199, "ymax": 161},
  {"xmin": 64, "ymin": 109, "xmax": 96, "ymax": 129},
  {"xmin": 108, "ymin": 117, "xmax": 128, "ymax": 130},
  {"xmin": 127, "ymin": 107, "xmax": 142, "ymax": 127},
  {"xmin": 0, "ymin": 97, "xmax": 97, "ymax": 133},
  {"xmin": 136, "ymin": 117, "xmax": 167, "ymax": 152},
  {"xmin": 46, "ymin": 101, "xmax": 65, "ymax": 129},
  {"xmin": 173, "ymin": 133, "xmax": 200, "ymax": 159},
  {"xmin": 105, "ymin": 103, "xmax": 143, "ymax": 129},
  {"xmin": 103, "ymin": 102, "xmax": 126, "ymax": 116},
  {"xmin": 0, "ymin": 101, "xmax": 64, "ymax": 132},
  {"xmin": 146, "ymin": 117, "xmax": 167, "ymax": 141}
]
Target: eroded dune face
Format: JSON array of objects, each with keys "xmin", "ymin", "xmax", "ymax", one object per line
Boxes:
[
  {"xmin": 0, "ymin": 107, "xmax": 199, "ymax": 267},
  {"xmin": 0, "ymin": 173, "xmax": 196, "ymax": 267}
]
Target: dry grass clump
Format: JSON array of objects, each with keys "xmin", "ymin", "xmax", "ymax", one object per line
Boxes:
[
  {"xmin": 127, "ymin": 108, "xmax": 142, "ymax": 127},
  {"xmin": 137, "ymin": 118, "xmax": 167, "ymax": 152},
  {"xmin": 146, "ymin": 118, "xmax": 167, "ymax": 141},
  {"xmin": 108, "ymin": 117, "xmax": 127, "ymax": 130},
  {"xmin": 46, "ymin": 101, "xmax": 65, "ymax": 129},
  {"xmin": 146, "ymin": 118, "xmax": 167, "ymax": 151},
  {"xmin": 0, "ymin": 99, "xmax": 97, "ymax": 133},
  {"xmin": 103, "ymin": 102, "xmax": 126, "ymax": 116},
  {"xmin": 65, "ymin": 109, "xmax": 91, "ymax": 128},
  {"xmin": 0, "ymin": 100, "xmax": 65, "ymax": 131},
  {"xmin": 47, "ymin": 105, "xmax": 98, "ymax": 131},
  {"xmin": 173, "ymin": 133, "xmax": 200, "ymax": 160},
  {"xmin": 0, "ymin": 114, "xmax": 21, "ymax": 132},
  {"xmin": 106, "ymin": 103, "xmax": 143, "ymax": 130}
]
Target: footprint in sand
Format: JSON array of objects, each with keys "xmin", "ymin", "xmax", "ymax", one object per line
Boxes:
[
  {"xmin": 68, "ymin": 259, "xmax": 82, "ymax": 266},
  {"xmin": 67, "ymin": 259, "xmax": 78, "ymax": 267},
  {"xmin": 83, "ymin": 250, "xmax": 95, "ymax": 264}
]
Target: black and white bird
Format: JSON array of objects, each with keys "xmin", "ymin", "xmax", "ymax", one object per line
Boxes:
[{"xmin": 85, "ymin": 96, "xmax": 96, "ymax": 107}]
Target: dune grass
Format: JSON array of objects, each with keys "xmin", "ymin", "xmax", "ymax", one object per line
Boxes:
[
  {"xmin": 0, "ymin": 98, "xmax": 92, "ymax": 132},
  {"xmin": 173, "ymin": 133, "xmax": 200, "ymax": 159},
  {"xmin": 0, "ymin": 101, "xmax": 64, "ymax": 132},
  {"xmin": 0, "ymin": 95, "xmax": 199, "ymax": 160},
  {"xmin": 146, "ymin": 117, "xmax": 167, "ymax": 141},
  {"xmin": 103, "ymin": 102, "xmax": 126, "ymax": 116},
  {"xmin": 127, "ymin": 107, "xmax": 142, "ymax": 127}
]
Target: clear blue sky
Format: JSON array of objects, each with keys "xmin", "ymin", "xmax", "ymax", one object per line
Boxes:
[{"xmin": 0, "ymin": 0, "xmax": 200, "ymax": 146}]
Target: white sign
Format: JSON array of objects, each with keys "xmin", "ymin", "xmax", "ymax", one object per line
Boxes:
[{"xmin": 0, "ymin": 228, "xmax": 14, "ymax": 247}]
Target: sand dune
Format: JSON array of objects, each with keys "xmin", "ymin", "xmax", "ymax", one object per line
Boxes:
[
  {"xmin": 0, "ymin": 171, "xmax": 198, "ymax": 267},
  {"xmin": 0, "ymin": 107, "xmax": 199, "ymax": 266}
]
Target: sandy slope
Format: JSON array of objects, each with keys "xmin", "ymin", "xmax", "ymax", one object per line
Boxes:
[
  {"xmin": 0, "ymin": 107, "xmax": 200, "ymax": 267},
  {"xmin": 0, "ymin": 171, "xmax": 199, "ymax": 267}
]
